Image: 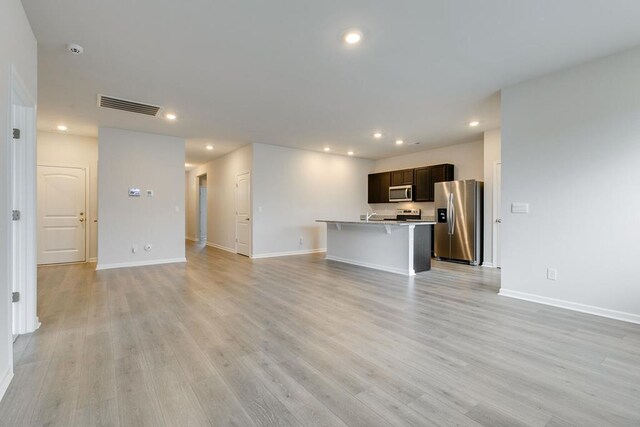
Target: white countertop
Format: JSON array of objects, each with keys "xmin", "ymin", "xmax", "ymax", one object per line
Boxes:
[{"xmin": 316, "ymin": 219, "xmax": 436, "ymax": 226}]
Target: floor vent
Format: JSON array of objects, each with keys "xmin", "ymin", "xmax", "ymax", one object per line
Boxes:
[{"xmin": 97, "ymin": 94, "xmax": 161, "ymax": 116}]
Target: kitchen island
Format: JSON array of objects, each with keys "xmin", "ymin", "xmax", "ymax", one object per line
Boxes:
[{"xmin": 316, "ymin": 220, "xmax": 436, "ymax": 276}]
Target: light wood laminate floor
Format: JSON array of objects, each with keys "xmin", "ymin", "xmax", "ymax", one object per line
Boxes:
[{"xmin": 1, "ymin": 242, "xmax": 639, "ymax": 426}]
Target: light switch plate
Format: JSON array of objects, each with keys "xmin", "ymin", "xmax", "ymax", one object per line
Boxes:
[{"xmin": 511, "ymin": 202, "xmax": 530, "ymax": 214}]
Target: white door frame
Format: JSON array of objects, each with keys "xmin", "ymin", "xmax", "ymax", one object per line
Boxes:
[
  {"xmin": 235, "ymin": 170, "xmax": 252, "ymax": 256},
  {"xmin": 8, "ymin": 65, "xmax": 39, "ymax": 342},
  {"xmin": 492, "ymin": 161, "xmax": 502, "ymax": 269},
  {"xmin": 196, "ymin": 173, "xmax": 207, "ymax": 243},
  {"xmin": 37, "ymin": 164, "xmax": 90, "ymax": 264}
]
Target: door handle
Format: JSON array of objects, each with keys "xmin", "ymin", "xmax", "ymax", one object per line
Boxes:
[
  {"xmin": 450, "ymin": 195, "xmax": 455, "ymax": 235},
  {"xmin": 79, "ymin": 218, "xmax": 85, "ymax": 222},
  {"xmin": 495, "ymin": 219, "xmax": 502, "ymax": 223},
  {"xmin": 448, "ymin": 193, "xmax": 454, "ymax": 235}
]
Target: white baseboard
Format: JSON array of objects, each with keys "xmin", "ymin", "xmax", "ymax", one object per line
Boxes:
[
  {"xmin": 0, "ymin": 368, "xmax": 14, "ymax": 403},
  {"xmin": 205, "ymin": 242, "xmax": 236, "ymax": 254},
  {"xmin": 499, "ymin": 289, "xmax": 640, "ymax": 325},
  {"xmin": 482, "ymin": 262, "xmax": 495, "ymax": 268},
  {"xmin": 326, "ymin": 254, "xmax": 414, "ymax": 276},
  {"xmin": 251, "ymin": 248, "xmax": 326, "ymax": 259},
  {"xmin": 95, "ymin": 257, "xmax": 187, "ymax": 271},
  {"xmin": 88, "ymin": 257, "xmax": 97, "ymax": 263},
  {"xmin": 185, "ymin": 236, "xmax": 198, "ymax": 242}
]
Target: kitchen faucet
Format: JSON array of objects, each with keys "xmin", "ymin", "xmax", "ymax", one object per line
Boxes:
[{"xmin": 365, "ymin": 211, "xmax": 377, "ymax": 221}]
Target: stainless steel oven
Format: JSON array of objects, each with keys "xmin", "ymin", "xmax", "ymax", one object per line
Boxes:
[{"xmin": 389, "ymin": 185, "xmax": 413, "ymax": 202}]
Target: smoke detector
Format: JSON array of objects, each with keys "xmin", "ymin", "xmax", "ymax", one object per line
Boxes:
[{"xmin": 67, "ymin": 44, "xmax": 84, "ymax": 55}]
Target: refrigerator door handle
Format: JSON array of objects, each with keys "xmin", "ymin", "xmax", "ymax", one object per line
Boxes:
[
  {"xmin": 447, "ymin": 193, "xmax": 451, "ymax": 234},
  {"xmin": 448, "ymin": 193, "xmax": 454, "ymax": 235},
  {"xmin": 450, "ymin": 193, "xmax": 455, "ymax": 235}
]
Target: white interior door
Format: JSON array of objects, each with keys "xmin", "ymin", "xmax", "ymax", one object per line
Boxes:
[
  {"xmin": 37, "ymin": 166, "xmax": 86, "ymax": 264},
  {"xmin": 493, "ymin": 162, "xmax": 502, "ymax": 268},
  {"xmin": 235, "ymin": 172, "xmax": 251, "ymax": 256}
]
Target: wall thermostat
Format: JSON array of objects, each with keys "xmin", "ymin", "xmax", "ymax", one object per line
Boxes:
[{"xmin": 128, "ymin": 188, "xmax": 141, "ymax": 197}]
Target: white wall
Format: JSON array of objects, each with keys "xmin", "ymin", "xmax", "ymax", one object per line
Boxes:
[
  {"xmin": 37, "ymin": 132, "xmax": 98, "ymax": 260},
  {"xmin": 501, "ymin": 46, "xmax": 640, "ymax": 323},
  {"xmin": 97, "ymin": 128, "xmax": 185, "ymax": 269},
  {"xmin": 371, "ymin": 140, "xmax": 484, "ymax": 217},
  {"xmin": 0, "ymin": 0, "xmax": 37, "ymax": 401},
  {"xmin": 186, "ymin": 144, "xmax": 252, "ymax": 251},
  {"xmin": 483, "ymin": 129, "xmax": 501, "ymax": 267},
  {"xmin": 252, "ymin": 143, "xmax": 374, "ymax": 257}
]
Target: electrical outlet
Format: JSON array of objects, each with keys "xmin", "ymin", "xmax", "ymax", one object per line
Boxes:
[
  {"xmin": 299, "ymin": 236, "xmax": 304, "ymax": 245},
  {"xmin": 547, "ymin": 268, "xmax": 558, "ymax": 281}
]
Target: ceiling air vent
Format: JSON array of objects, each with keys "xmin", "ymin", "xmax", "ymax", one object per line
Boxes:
[{"xmin": 97, "ymin": 94, "xmax": 162, "ymax": 116}]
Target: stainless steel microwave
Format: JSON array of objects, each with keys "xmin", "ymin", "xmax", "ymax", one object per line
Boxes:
[{"xmin": 389, "ymin": 185, "xmax": 413, "ymax": 202}]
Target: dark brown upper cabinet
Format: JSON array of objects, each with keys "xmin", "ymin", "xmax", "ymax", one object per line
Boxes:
[
  {"xmin": 413, "ymin": 167, "xmax": 430, "ymax": 202},
  {"xmin": 367, "ymin": 172, "xmax": 391, "ymax": 203},
  {"xmin": 369, "ymin": 164, "xmax": 453, "ymax": 204},
  {"xmin": 391, "ymin": 169, "xmax": 414, "ymax": 186},
  {"xmin": 414, "ymin": 164, "xmax": 454, "ymax": 202}
]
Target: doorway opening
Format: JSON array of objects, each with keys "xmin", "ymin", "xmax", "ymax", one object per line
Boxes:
[
  {"xmin": 235, "ymin": 171, "xmax": 251, "ymax": 256},
  {"xmin": 197, "ymin": 174, "xmax": 207, "ymax": 243}
]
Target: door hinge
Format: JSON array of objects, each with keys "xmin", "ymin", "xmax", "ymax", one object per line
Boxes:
[
  {"xmin": 13, "ymin": 128, "xmax": 20, "ymax": 139},
  {"xmin": 12, "ymin": 292, "xmax": 19, "ymax": 303},
  {"xmin": 12, "ymin": 210, "xmax": 21, "ymax": 221}
]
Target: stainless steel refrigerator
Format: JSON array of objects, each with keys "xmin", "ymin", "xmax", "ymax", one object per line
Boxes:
[{"xmin": 434, "ymin": 180, "xmax": 483, "ymax": 265}]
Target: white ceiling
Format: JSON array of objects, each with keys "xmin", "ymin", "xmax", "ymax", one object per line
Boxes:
[{"xmin": 23, "ymin": 0, "xmax": 640, "ymax": 164}]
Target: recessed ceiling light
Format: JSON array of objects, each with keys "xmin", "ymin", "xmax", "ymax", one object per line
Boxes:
[
  {"xmin": 373, "ymin": 132, "xmax": 382, "ymax": 139},
  {"xmin": 347, "ymin": 151, "xmax": 354, "ymax": 156},
  {"xmin": 324, "ymin": 147, "xmax": 331, "ymax": 152},
  {"xmin": 57, "ymin": 125, "xmax": 68, "ymax": 131},
  {"xmin": 185, "ymin": 163, "xmax": 193, "ymax": 168},
  {"xmin": 469, "ymin": 120, "xmax": 480, "ymax": 127},
  {"xmin": 165, "ymin": 113, "xmax": 177, "ymax": 120},
  {"xmin": 344, "ymin": 30, "xmax": 362, "ymax": 45},
  {"xmin": 395, "ymin": 140, "xmax": 404, "ymax": 145},
  {"xmin": 206, "ymin": 145, "xmax": 213, "ymax": 150}
]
